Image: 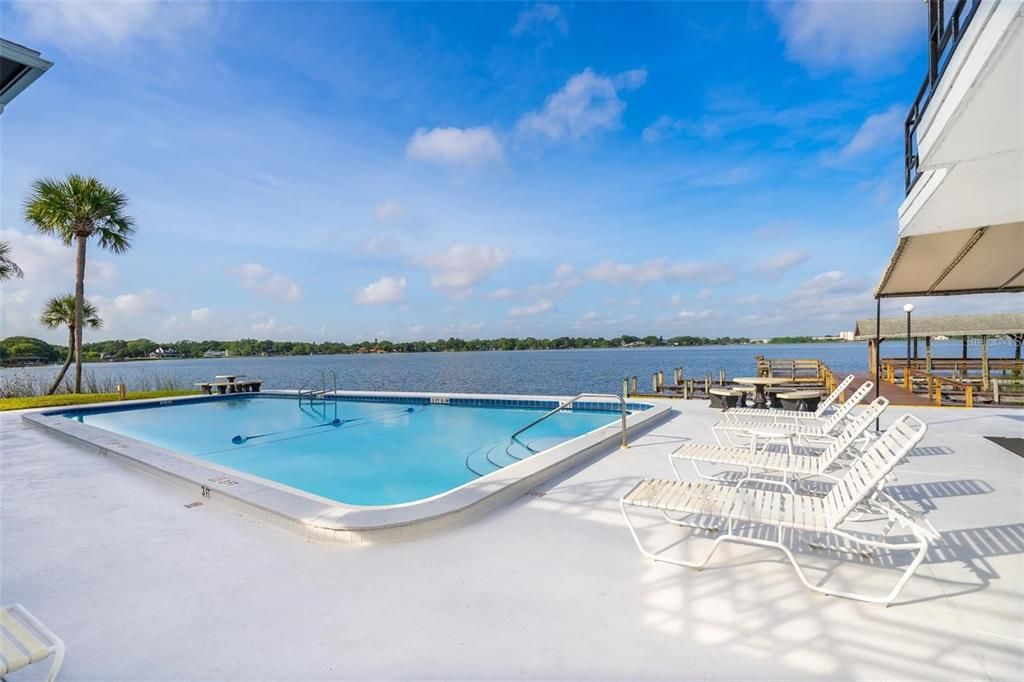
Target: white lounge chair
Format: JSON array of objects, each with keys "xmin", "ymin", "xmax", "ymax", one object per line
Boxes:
[
  {"xmin": 672, "ymin": 396, "xmax": 889, "ymax": 491},
  {"xmin": 620, "ymin": 414, "xmax": 937, "ymax": 605},
  {"xmin": 712, "ymin": 381, "xmax": 873, "ymax": 450},
  {"xmin": 1, "ymin": 604, "xmax": 65, "ymax": 681},
  {"xmin": 722, "ymin": 374, "xmax": 854, "ymax": 422}
]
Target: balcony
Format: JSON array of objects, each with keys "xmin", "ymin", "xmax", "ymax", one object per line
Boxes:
[{"xmin": 877, "ymin": 0, "xmax": 1023, "ymax": 299}]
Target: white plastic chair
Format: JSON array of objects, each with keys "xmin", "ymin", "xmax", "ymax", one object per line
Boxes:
[
  {"xmin": 673, "ymin": 396, "xmax": 889, "ymax": 492},
  {"xmin": 721, "ymin": 374, "xmax": 854, "ymax": 422},
  {"xmin": 0, "ymin": 604, "xmax": 65, "ymax": 681},
  {"xmin": 621, "ymin": 414, "xmax": 938, "ymax": 605},
  {"xmin": 712, "ymin": 381, "xmax": 873, "ymax": 450}
]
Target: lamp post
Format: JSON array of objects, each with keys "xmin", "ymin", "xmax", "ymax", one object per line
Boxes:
[{"xmin": 903, "ymin": 303, "xmax": 915, "ymax": 388}]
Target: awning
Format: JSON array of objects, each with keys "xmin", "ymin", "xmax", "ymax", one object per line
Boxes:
[
  {"xmin": 854, "ymin": 312, "xmax": 1024, "ymax": 340},
  {"xmin": 875, "ymin": 221, "xmax": 1024, "ymax": 298}
]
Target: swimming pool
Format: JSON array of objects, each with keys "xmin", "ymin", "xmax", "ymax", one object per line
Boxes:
[
  {"xmin": 26, "ymin": 392, "xmax": 670, "ymax": 542},
  {"xmin": 64, "ymin": 395, "xmax": 623, "ymax": 506}
]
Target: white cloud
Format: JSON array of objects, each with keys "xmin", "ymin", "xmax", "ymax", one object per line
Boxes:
[
  {"xmin": 406, "ymin": 127, "xmax": 504, "ymax": 168},
  {"xmin": 486, "ymin": 287, "xmax": 517, "ymax": 300},
  {"xmin": 0, "ymin": 226, "xmax": 139, "ymax": 337},
  {"xmin": 0, "ymin": 228, "xmax": 117, "ymax": 284},
  {"xmin": 11, "ymin": 0, "xmax": 211, "ymax": 50},
  {"xmin": 355, "ymin": 276, "xmax": 406, "ymax": 305},
  {"xmin": 516, "ymin": 67, "xmax": 647, "ymax": 142},
  {"xmin": 834, "ymin": 105, "xmax": 905, "ymax": 161},
  {"xmin": 527, "ymin": 263, "xmax": 582, "ymax": 298},
  {"xmin": 511, "ymin": 3, "xmax": 568, "ymax": 37},
  {"xmin": 508, "ymin": 299, "xmax": 554, "ymax": 318},
  {"xmin": 695, "ymin": 288, "xmax": 714, "ymax": 301},
  {"xmin": 373, "ymin": 201, "xmax": 402, "ymax": 221},
  {"xmin": 413, "ymin": 244, "xmax": 507, "ymax": 298},
  {"xmin": 792, "ymin": 270, "xmax": 869, "ymax": 298},
  {"xmin": 94, "ymin": 289, "xmax": 162, "ymax": 315},
  {"xmin": 736, "ymin": 294, "xmax": 762, "ymax": 306},
  {"xmin": 361, "ymin": 236, "xmax": 402, "ymax": 257},
  {"xmin": 642, "ymin": 115, "xmax": 724, "ymax": 143},
  {"xmin": 769, "ymin": 0, "xmax": 924, "ymax": 74},
  {"xmin": 752, "ymin": 250, "xmax": 810, "ymax": 276},
  {"xmin": 190, "ymin": 307, "xmax": 212, "ymax": 322},
  {"xmin": 230, "ymin": 263, "xmax": 301, "ymax": 302},
  {"xmin": 587, "ymin": 258, "xmax": 728, "ymax": 284},
  {"xmin": 677, "ymin": 309, "xmax": 714, "ymax": 320}
]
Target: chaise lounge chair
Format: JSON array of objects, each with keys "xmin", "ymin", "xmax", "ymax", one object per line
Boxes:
[
  {"xmin": 672, "ymin": 396, "xmax": 889, "ymax": 491},
  {"xmin": 620, "ymin": 414, "xmax": 937, "ymax": 605},
  {"xmin": 721, "ymin": 374, "xmax": 854, "ymax": 423},
  {"xmin": 711, "ymin": 381, "xmax": 873, "ymax": 450},
  {"xmin": 1, "ymin": 604, "xmax": 65, "ymax": 682}
]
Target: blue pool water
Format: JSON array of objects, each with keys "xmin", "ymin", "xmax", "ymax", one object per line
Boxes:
[{"xmin": 66, "ymin": 396, "xmax": 622, "ymax": 506}]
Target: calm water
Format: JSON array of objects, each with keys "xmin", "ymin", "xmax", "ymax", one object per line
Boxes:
[
  {"xmin": 5, "ymin": 341, "xmax": 1016, "ymax": 396},
  {"xmin": 67, "ymin": 396, "xmax": 619, "ymax": 505}
]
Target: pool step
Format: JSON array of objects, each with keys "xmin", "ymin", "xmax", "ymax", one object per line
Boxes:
[
  {"xmin": 465, "ymin": 437, "xmax": 563, "ymax": 477},
  {"xmin": 464, "ymin": 443, "xmax": 504, "ymax": 477}
]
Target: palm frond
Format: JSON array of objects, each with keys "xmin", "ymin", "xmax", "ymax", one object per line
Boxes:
[
  {"xmin": 23, "ymin": 174, "xmax": 135, "ymax": 252},
  {"xmin": 40, "ymin": 294, "xmax": 103, "ymax": 329},
  {"xmin": 0, "ymin": 240, "xmax": 24, "ymax": 280}
]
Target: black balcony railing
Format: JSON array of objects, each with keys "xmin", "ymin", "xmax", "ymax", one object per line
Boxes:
[{"xmin": 904, "ymin": 0, "xmax": 984, "ymax": 194}]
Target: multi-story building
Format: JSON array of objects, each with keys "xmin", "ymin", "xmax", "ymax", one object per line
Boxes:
[{"xmin": 875, "ymin": 0, "xmax": 1022, "ymax": 299}]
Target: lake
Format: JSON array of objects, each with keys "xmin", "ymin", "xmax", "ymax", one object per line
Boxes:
[{"xmin": 2, "ymin": 340, "xmax": 1016, "ymax": 396}]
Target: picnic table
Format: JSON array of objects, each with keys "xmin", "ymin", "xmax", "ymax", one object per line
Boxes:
[
  {"xmin": 196, "ymin": 377, "xmax": 262, "ymax": 394},
  {"xmin": 733, "ymin": 376, "xmax": 790, "ymax": 409}
]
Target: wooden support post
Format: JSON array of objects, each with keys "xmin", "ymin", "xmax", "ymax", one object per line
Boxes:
[
  {"xmin": 962, "ymin": 337, "xmax": 968, "ymax": 359},
  {"xmin": 981, "ymin": 336, "xmax": 990, "ymax": 391},
  {"xmin": 993, "ymin": 378, "xmax": 1000, "ymax": 405},
  {"xmin": 705, "ymin": 376, "xmax": 710, "ymax": 394},
  {"xmin": 623, "ymin": 378, "xmax": 629, "ymax": 399},
  {"xmin": 657, "ymin": 371, "xmax": 664, "ymax": 390},
  {"xmin": 925, "ymin": 336, "xmax": 932, "ymax": 373},
  {"xmin": 652, "ymin": 373, "xmax": 658, "ymax": 393},
  {"xmin": 913, "ymin": 337, "xmax": 919, "ymax": 360}
]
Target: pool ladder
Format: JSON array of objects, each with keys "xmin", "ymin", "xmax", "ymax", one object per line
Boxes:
[
  {"xmin": 509, "ymin": 393, "xmax": 630, "ymax": 453},
  {"xmin": 297, "ymin": 370, "xmax": 338, "ymax": 421}
]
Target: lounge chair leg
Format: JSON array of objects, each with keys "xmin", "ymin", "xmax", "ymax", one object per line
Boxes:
[{"xmin": 621, "ymin": 499, "xmax": 725, "ymax": 568}]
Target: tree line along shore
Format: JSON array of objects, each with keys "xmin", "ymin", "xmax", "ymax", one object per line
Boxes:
[{"xmin": 1, "ymin": 334, "xmax": 847, "ymax": 365}]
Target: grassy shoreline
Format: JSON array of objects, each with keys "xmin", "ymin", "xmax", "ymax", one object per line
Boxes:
[{"xmin": 0, "ymin": 389, "xmax": 197, "ymax": 412}]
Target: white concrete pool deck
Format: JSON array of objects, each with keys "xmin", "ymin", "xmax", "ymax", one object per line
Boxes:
[{"xmin": 2, "ymin": 400, "xmax": 1022, "ymax": 680}]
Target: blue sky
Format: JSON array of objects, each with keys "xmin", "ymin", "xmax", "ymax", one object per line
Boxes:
[{"xmin": 1, "ymin": 1, "xmax": 1017, "ymax": 344}]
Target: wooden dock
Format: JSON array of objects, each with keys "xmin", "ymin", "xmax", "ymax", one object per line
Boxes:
[{"xmin": 851, "ymin": 373, "xmax": 934, "ymax": 406}]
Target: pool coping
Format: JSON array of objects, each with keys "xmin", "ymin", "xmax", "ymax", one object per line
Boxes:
[{"xmin": 21, "ymin": 391, "xmax": 672, "ymax": 544}]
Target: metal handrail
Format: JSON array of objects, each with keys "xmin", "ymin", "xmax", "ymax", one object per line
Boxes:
[
  {"xmin": 297, "ymin": 370, "xmax": 338, "ymax": 405},
  {"xmin": 509, "ymin": 393, "xmax": 629, "ymax": 450}
]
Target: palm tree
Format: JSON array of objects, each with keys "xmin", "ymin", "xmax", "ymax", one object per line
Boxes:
[
  {"xmin": 0, "ymin": 240, "xmax": 24, "ymax": 280},
  {"xmin": 24, "ymin": 175, "xmax": 134, "ymax": 393},
  {"xmin": 40, "ymin": 294, "xmax": 103, "ymax": 395}
]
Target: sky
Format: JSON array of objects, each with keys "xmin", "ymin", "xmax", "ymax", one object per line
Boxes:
[{"xmin": 1, "ymin": 0, "xmax": 1019, "ymax": 344}]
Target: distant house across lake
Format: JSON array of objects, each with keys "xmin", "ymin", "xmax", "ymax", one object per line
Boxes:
[{"xmin": 149, "ymin": 347, "xmax": 180, "ymax": 359}]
